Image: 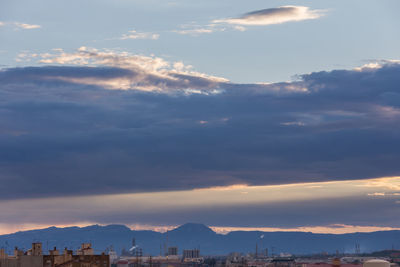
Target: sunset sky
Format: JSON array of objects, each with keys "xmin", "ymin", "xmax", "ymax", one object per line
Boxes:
[{"xmin": 1, "ymin": 0, "xmax": 400, "ymax": 235}]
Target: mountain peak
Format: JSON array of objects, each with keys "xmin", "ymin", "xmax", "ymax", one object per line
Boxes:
[{"xmin": 170, "ymin": 223, "xmax": 215, "ymax": 234}]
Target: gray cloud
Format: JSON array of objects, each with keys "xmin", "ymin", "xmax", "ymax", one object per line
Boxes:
[
  {"xmin": 1, "ymin": 190, "xmax": 400, "ymax": 229},
  {"xmin": 0, "ymin": 61, "xmax": 400, "ymax": 201}
]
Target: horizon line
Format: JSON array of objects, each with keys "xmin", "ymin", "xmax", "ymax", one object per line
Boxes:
[{"xmin": 2, "ymin": 223, "xmax": 400, "ymax": 236}]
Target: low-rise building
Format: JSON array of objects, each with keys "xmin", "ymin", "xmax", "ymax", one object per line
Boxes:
[{"xmin": 0, "ymin": 243, "xmax": 109, "ymax": 267}]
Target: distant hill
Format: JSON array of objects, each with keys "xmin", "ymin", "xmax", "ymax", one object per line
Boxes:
[{"xmin": 1, "ymin": 223, "xmax": 400, "ymax": 256}]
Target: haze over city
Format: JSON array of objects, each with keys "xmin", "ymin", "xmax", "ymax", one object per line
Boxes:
[{"xmin": 1, "ymin": 0, "xmax": 400, "ymax": 238}]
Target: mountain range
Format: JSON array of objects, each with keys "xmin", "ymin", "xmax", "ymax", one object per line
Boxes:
[{"xmin": 1, "ymin": 223, "xmax": 399, "ymax": 256}]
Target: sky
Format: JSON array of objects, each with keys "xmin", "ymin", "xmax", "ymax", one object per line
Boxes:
[{"xmin": 1, "ymin": 0, "xmax": 400, "ymax": 235}]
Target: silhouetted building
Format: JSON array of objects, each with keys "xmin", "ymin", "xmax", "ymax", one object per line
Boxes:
[
  {"xmin": 183, "ymin": 249, "xmax": 200, "ymax": 259},
  {"xmin": 168, "ymin": 247, "xmax": 178, "ymax": 256}
]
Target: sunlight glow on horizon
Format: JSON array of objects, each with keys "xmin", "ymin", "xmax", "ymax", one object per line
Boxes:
[{"xmin": 1, "ymin": 176, "xmax": 400, "ymax": 235}]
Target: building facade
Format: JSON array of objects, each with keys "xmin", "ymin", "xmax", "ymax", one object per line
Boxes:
[{"xmin": 0, "ymin": 243, "xmax": 109, "ymax": 267}]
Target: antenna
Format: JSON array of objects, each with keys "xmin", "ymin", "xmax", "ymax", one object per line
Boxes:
[
  {"xmin": 256, "ymin": 243, "xmax": 258, "ymax": 258},
  {"xmin": 355, "ymin": 243, "xmax": 360, "ymax": 255}
]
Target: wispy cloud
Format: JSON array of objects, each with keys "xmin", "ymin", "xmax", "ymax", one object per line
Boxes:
[
  {"xmin": 14, "ymin": 22, "xmax": 41, "ymax": 29},
  {"xmin": 214, "ymin": 6, "xmax": 325, "ymax": 26},
  {"xmin": 174, "ymin": 24, "xmax": 247, "ymax": 36},
  {"xmin": 0, "ymin": 21, "xmax": 41, "ymax": 30},
  {"xmin": 174, "ymin": 26, "xmax": 219, "ymax": 35},
  {"xmin": 174, "ymin": 23, "xmax": 250, "ymax": 36},
  {"xmin": 120, "ymin": 30, "xmax": 160, "ymax": 40}
]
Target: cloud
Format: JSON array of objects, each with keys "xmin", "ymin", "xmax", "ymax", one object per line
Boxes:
[
  {"xmin": 2, "ymin": 52, "xmax": 400, "ymax": 228},
  {"xmin": 14, "ymin": 22, "xmax": 41, "ymax": 29},
  {"xmin": 18, "ymin": 47, "xmax": 228, "ymax": 92},
  {"xmin": 1, "ymin": 177, "xmax": 400, "ymax": 230},
  {"xmin": 174, "ymin": 27, "xmax": 219, "ymax": 35},
  {"xmin": 173, "ymin": 24, "xmax": 246, "ymax": 36},
  {"xmin": 1, "ymin": 53, "xmax": 400, "ymax": 204},
  {"xmin": 367, "ymin": 192, "xmax": 386, "ymax": 196},
  {"xmin": 0, "ymin": 22, "xmax": 41, "ymax": 30},
  {"xmin": 120, "ymin": 30, "xmax": 160, "ymax": 40},
  {"xmin": 213, "ymin": 6, "xmax": 325, "ymax": 26},
  {"xmin": 174, "ymin": 6, "xmax": 324, "ymax": 36}
]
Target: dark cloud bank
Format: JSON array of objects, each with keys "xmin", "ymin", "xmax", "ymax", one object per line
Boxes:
[{"xmin": 1, "ymin": 63, "xmax": 400, "ymax": 200}]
